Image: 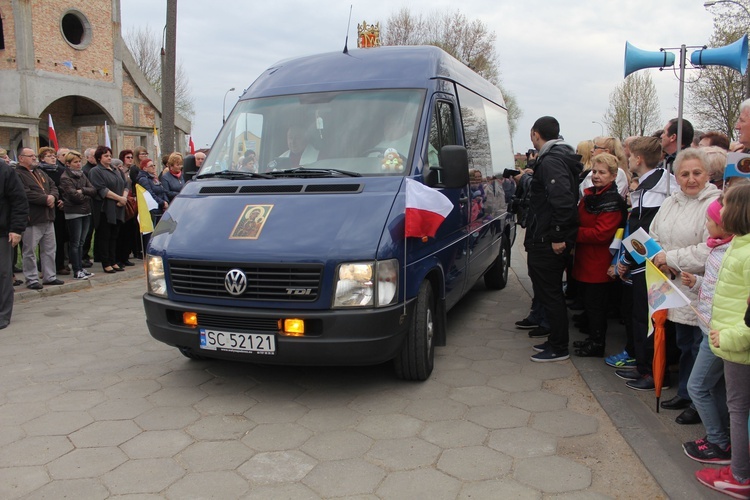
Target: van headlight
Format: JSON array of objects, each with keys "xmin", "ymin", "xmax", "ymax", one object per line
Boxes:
[
  {"xmin": 147, "ymin": 255, "xmax": 168, "ymax": 297},
  {"xmin": 333, "ymin": 260, "xmax": 398, "ymax": 308}
]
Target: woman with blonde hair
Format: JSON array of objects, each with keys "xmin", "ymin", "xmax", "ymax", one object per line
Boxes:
[
  {"xmin": 580, "ymin": 136, "xmax": 630, "ymax": 198},
  {"xmin": 576, "ymin": 140, "xmax": 594, "ymax": 171}
]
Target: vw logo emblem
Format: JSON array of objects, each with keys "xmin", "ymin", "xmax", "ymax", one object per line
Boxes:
[{"xmin": 224, "ymin": 269, "xmax": 247, "ymax": 296}]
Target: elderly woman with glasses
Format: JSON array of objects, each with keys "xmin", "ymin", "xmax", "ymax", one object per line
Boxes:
[{"xmin": 579, "ymin": 137, "xmax": 630, "ymax": 199}]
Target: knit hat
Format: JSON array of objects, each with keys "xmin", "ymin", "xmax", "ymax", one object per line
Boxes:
[{"xmin": 706, "ymin": 199, "xmax": 722, "ymax": 225}]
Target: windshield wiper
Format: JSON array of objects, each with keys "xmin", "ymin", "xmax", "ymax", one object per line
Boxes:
[
  {"xmin": 196, "ymin": 170, "xmax": 273, "ymax": 180},
  {"xmin": 268, "ymin": 167, "xmax": 361, "ymax": 178}
]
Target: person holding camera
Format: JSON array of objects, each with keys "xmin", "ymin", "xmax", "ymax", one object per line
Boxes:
[{"xmin": 524, "ymin": 117, "xmax": 582, "ymax": 362}]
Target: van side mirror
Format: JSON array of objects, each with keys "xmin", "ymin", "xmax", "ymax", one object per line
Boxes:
[{"xmin": 430, "ymin": 145, "xmax": 469, "ymax": 188}]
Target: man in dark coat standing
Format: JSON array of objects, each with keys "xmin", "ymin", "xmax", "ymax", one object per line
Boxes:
[
  {"xmin": 0, "ymin": 158, "xmax": 29, "ymax": 328},
  {"xmin": 525, "ymin": 116, "xmax": 582, "ymax": 362}
]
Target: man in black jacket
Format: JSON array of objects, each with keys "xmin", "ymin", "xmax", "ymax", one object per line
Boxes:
[
  {"xmin": 0, "ymin": 158, "xmax": 29, "ymax": 328},
  {"xmin": 525, "ymin": 116, "xmax": 582, "ymax": 362}
]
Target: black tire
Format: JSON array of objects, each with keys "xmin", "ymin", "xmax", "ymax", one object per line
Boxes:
[
  {"xmin": 394, "ymin": 281, "xmax": 435, "ymax": 381},
  {"xmin": 178, "ymin": 347, "xmax": 210, "ymax": 361},
  {"xmin": 484, "ymin": 235, "xmax": 510, "ymax": 290}
]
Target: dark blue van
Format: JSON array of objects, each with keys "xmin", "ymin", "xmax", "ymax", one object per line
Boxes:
[{"xmin": 143, "ymin": 46, "xmax": 516, "ymax": 380}]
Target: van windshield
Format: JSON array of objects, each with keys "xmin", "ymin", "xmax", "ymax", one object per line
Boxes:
[{"xmin": 202, "ymin": 89, "xmax": 425, "ymax": 177}]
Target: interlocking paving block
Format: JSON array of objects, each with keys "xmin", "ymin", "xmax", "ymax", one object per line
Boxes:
[
  {"xmin": 465, "ymin": 404, "xmax": 530, "ymax": 429},
  {"xmin": 166, "ymin": 471, "xmax": 249, "ymax": 499},
  {"xmin": 348, "ymin": 391, "xmax": 410, "ymax": 415},
  {"xmin": 488, "ymin": 373, "xmax": 543, "ymax": 393},
  {"xmin": 434, "ymin": 352, "xmax": 474, "ymax": 370},
  {"xmin": 437, "ymin": 446, "xmax": 513, "ymax": 481},
  {"xmin": 47, "ymin": 447, "xmax": 128, "ymax": 479},
  {"xmin": 390, "ymin": 379, "xmax": 450, "ymax": 400},
  {"xmin": 487, "ymin": 427, "xmax": 558, "ymax": 458},
  {"xmin": 177, "ymin": 441, "xmax": 255, "ymax": 472},
  {"xmin": 376, "ymin": 468, "xmax": 461, "ymax": 500},
  {"xmin": 134, "ymin": 406, "xmax": 200, "ymax": 431},
  {"xmin": 515, "ymin": 456, "xmax": 592, "ymax": 493},
  {"xmin": 303, "ymin": 458, "xmax": 385, "ymax": 497},
  {"xmin": 301, "ymin": 430, "xmax": 373, "ymax": 461},
  {"xmin": 69, "ymin": 420, "xmax": 142, "ymax": 448},
  {"xmin": 87, "ymin": 397, "xmax": 153, "ymax": 420},
  {"xmin": 147, "ymin": 387, "xmax": 208, "ymax": 407},
  {"xmin": 355, "ymin": 414, "xmax": 423, "ymax": 440},
  {"xmin": 102, "ymin": 458, "xmax": 185, "ymax": 495},
  {"xmin": 243, "ymin": 482, "xmax": 320, "ymax": 500},
  {"xmin": 23, "ymin": 411, "xmax": 93, "ymax": 436},
  {"xmin": 0, "ymin": 436, "xmax": 73, "ymax": 466},
  {"xmin": 0, "ymin": 426, "xmax": 24, "ymax": 447},
  {"xmin": 294, "ymin": 388, "xmax": 359, "ymax": 409},
  {"xmin": 0, "ymin": 466, "xmax": 50, "ymax": 499},
  {"xmin": 508, "ymin": 391, "xmax": 568, "ymax": 412},
  {"xmin": 520, "ymin": 361, "xmax": 572, "ymax": 380},
  {"xmin": 242, "ymin": 423, "xmax": 313, "ymax": 452},
  {"xmin": 298, "ymin": 407, "xmax": 362, "ymax": 431},
  {"xmin": 455, "ymin": 345, "xmax": 504, "ymax": 361},
  {"xmin": 419, "ymin": 420, "xmax": 488, "ymax": 448},
  {"xmin": 238, "ymin": 450, "xmax": 317, "ymax": 485},
  {"xmin": 6, "ymin": 383, "xmax": 66, "ymax": 403},
  {"xmin": 48, "ymin": 390, "xmax": 107, "ymax": 411},
  {"xmin": 185, "ymin": 414, "xmax": 256, "ymax": 440},
  {"xmin": 404, "ymin": 398, "xmax": 468, "ymax": 421},
  {"xmin": 470, "ymin": 359, "xmax": 523, "ymax": 377},
  {"xmin": 431, "ymin": 368, "xmax": 490, "ymax": 388},
  {"xmin": 104, "ymin": 379, "xmax": 162, "ymax": 399},
  {"xmin": 120, "ymin": 430, "xmax": 194, "ymax": 459},
  {"xmin": 192, "ymin": 394, "xmax": 258, "ymax": 416},
  {"xmin": 458, "ymin": 477, "xmax": 541, "ymax": 499},
  {"xmin": 25, "ymin": 478, "xmax": 109, "ymax": 500},
  {"xmin": 61, "ymin": 373, "xmax": 122, "ymax": 391},
  {"xmin": 243, "ymin": 401, "xmax": 308, "ymax": 424},
  {"xmin": 449, "ymin": 385, "xmax": 509, "ymax": 406},
  {"xmin": 156, "ymin": 369, "xmax": 215, "ymax": 387},
  {"xmin": 366, "ymin": 437, "xmax": 441, "ymax": 469},
  {"xmin": 532, "ymin": 410, "xmax": 599, "ymax": 437},
  {"xmin": 0, "ymin": 401, "xmax": 47, "ymax": 425}
]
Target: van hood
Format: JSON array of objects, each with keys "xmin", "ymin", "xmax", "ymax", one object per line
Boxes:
[{"xmin": 148, "ymin": 177, "xmax": 404, "ymax": 263}]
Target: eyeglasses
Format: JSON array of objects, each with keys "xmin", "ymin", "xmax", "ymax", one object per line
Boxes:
[
  {"xmin": 146, "ymin": 163, "xmax": 155, "ymax": 168},
  {"xmin": 19, "ymin": 154, "xmax": 37, "ymax": 157},
  {"xmin": 593, "ymin": 145, "xmax": 607, "ymax": 150},
  {"xmin": 125, "ymin": 155, "xmax": 133, "ymax": 159}
]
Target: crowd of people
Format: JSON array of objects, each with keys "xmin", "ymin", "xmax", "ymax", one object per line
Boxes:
[
  {"xmin": 516, "ymin": 105, "xmax": 750, "ymax": 497},
  {"xmin": 0, "ymin": 143, "xmax": 204, "ymax": 328}
]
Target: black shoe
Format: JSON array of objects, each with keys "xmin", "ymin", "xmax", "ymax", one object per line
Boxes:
[
  {"xmin": 571, "ymin": 313, "xmax": 586, "ymax": 323},
  {"xmin": 676, "ymin": 407, "xmax": 702, "ymax": 425},
  {"xmin": 103, "ymin": 267, "xmax": 117, "ymax": 274},
  {"xmin": 57, "ymin": 267, "xmax": 70, "ymax": 275},
  {"xmin": 26, "ymin": 282, "xmax": 43, "ymax": 290},
  {"xmin": 572, "ymin": 338, "xmax": 592, "ymax": 348},
  {"xmin": 626, "ymin": 375, "xmax": 671, "ymax": 392},
  {"xmin": 575, "ymin": 341, "xmax": 605, "ymax": 357},
  {"xmin": 112, "ymin": 265, "xmax": 124, "ymax": 272},
  {"xmin": 13, "ymin": 279, "xmax": 23, "ymax": 287},
  {"xmin": 615, "ymin": 369, "xmax": 641, "ymax": 381},
  {"xmin": 43, "ymin": 279, "xmax": 64, "ymax": 285},
  {"xmin": 532, "ymin": 342, "xmax": 549, "ymax": 353},
  {"xmin": 120, "ymin": 260, "xmax": 135, "ymax": 267},
  {"xmin": 660, "ymin": 395, "xmax": 691, "ymax": 410},
  {"xmin": 12, "ymin": 266, "xmax": 22, "ymax": 273},
  {"xmin": 82, "ymin": 260, "xmax": 93, "ymax": 268},
  {"xmin": 515, "ymin": 318, "xmax": 539, "ymax": 329},
  {"xmin": 528, "ymin": 327, "xmax": 551, "ymax": 338},
  {"xmin": 531, "ymin": 348, "xmax": 570, "ymax": 362},
  {"xmin": 568, "ymin": 300, "xmax": 585, "ymax": 311}
]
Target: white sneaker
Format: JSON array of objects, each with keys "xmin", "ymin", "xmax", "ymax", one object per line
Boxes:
[
  {"xmin": 82, "ymin": 269, "xmax": 94, "ymax": 277},
  {"xmin": 74, "ymin": 271, "xmax": 89, "ymax": 280}
]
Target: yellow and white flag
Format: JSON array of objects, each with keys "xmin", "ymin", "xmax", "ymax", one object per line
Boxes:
[
  {"xmin": 645, "ymin": 259, "xmax": 691, "ymax": 336},
  {"xmin": 153, "ymin": 126, "xmax": 161, "ymax": 159},
  {"xmin": 135, "ymin": 184, "xmax": 157, "ymax": 234}
]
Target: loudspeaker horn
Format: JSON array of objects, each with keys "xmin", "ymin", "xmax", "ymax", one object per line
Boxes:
[
  {"xmin": 690, "ymin": 34, "xmax": 748, "ymax": 75},
  {"xmin": 624, "ymin": 42, "xmax": 676, "ymax": 77}
]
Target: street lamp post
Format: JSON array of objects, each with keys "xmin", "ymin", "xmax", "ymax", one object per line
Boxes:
[
  {"xmin": 592, "ymin": 120, "xmax": 604, "ymax": 136},
  {"xmin": 704, "ymin": 0, "xmax": 750, "ymax": 98},
  {"xmin": 222, "ymin": 87, "xmax": 236, "ymax": 124}
]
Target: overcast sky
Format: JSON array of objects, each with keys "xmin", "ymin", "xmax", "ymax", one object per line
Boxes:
[{"xmin": 120, "ymin": 0, "xmax": 725, "ymax": 153}]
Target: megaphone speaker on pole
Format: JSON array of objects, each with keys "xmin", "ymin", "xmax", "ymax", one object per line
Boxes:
[
  {"xmin": 624, "ymin": 42, "xmax": 676, "ymax": 78},
  {"xmin": 690, "ymin": 34, "xmax": 748, "ymax": 75}
]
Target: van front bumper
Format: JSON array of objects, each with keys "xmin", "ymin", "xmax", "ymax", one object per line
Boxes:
[{"xmin": 143, "ymin": 294, "xmax": 415, "ymax": 366}]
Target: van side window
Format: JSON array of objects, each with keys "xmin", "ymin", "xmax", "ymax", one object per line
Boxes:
[
  {"xmin": 428, "ymin": 101, "xmax": 456, "ymax": 169},
  {"xmin": 456, "ymin": 87, "xmax": 491, "ymax": 176}
]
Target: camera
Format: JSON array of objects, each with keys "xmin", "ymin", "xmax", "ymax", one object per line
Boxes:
[{"xmin": 502, "ymin": 168, "xmax": 520, "ymax": 179}]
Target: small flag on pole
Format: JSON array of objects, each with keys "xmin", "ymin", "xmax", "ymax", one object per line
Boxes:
[
  {"xmin": 104, "ymin": 121, "xmax": 111, "ymax": 148},
  {"xmin": 609, "ymin": 227, "xmax": 624, "ymax": 255},
  {"xmin": 188, "ymin": 136, "xmax": 195, "ymax": 155},
  {"xmin": 135, "ymin": 184, "xmax": 157, "ymax": 234},
  {"xmin": 724, "ymin": 152, "xmax": 750, "ymax": 181},
  {"xmin": 645, "ymin": 259, "xmax": 691, "ymax": 336},
  {"xmin": 48, "ymin": 114, "xmax": 59, "ymax": 150},
  {"xmin": 623, "ymin": 227, "xmax": 663, "ymax": 264},
  {"xmin": 153, "ymin": 126, "xmax": 161, "ymax": 159},
  {"xmin": 404, "ymin": 178, "xmax": 453, "ymax": 239}
]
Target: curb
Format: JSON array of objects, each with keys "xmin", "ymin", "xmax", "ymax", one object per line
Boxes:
[{"xmin": 14, "ymin": 264, "xmax": 145, "ymax": 302}]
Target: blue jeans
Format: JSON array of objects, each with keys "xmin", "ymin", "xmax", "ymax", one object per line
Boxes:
[
  {"xmin": 66, "ymin": 215, "xmax": 91, "ymax": 273},
  {"xmin": 675, "ymin": 322, "xmax": 702, "ymax": 400},
  {"xmin": 687, "ymin": 336, "xmax": 729, "ymax": 447}
]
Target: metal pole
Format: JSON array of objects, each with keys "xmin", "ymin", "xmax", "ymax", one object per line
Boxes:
[
  {"xmin": 223, "ymin": 88, "xmax": 235, "ymax": 124},
  {"xmin": 161, "ymin": 0, "xmax": 177, "ymax": 157},
  {"xmin": 592, "ymin": 121, "xmax": 604, "ymax": 136}
]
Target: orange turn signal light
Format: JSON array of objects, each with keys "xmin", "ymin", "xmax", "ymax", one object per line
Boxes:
[
  {"xmin": 183, "ymin": 312, "xmax": 198, "ymax": 327},
  {"xmin": 281, "ymin": 318, "xmax": 305, "ymax": 336}
]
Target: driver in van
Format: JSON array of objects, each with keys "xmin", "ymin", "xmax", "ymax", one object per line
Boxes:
[{"xmin": 279, "ymin": 125, "xmax": 319, "ymax": 167}]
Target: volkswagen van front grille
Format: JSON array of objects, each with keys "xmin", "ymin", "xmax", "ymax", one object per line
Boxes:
[{"xmin": 169, "ymin": 260, "xmax": 323, "ymax": 301}]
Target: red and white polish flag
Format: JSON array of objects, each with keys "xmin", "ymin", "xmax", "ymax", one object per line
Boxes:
[
  {"xmin": 405, "ymin": 177, "xmax": 454, "ymax": 239},
  {"xmin": 48, "ymin": 114, "xmax": 59, "ymax": 150},
  {"xmin": 188, "ymin": 135, "xmax": 196, "ymax": 155}
]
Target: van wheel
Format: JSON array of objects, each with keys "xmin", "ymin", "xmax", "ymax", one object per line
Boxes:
[
  {"xmin": 178, "ymin": 347, "xmax": 209, "ymax": 361},
  {"xmin": 394, "ymin": 281, "xmax": 435, "ymax": 381},
  {"xmin": 484, "ymin": 235, "xmax": 510, "ymax": 290}
]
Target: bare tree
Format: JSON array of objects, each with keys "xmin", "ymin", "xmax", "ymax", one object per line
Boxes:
[
  {"xmin": 686, "ymin": 24, "xmax": 747, "ymax": 139},
  {"xmin": 381, "ymin": 8, "xmax": 521, "ymax": 137},
  {"xmin": 602, "ymin": 72, "xmax": 661, "ymax": 139},
  {"xmin": 123, "ymin": 26, "xmax": 195, "ymax": 119}
]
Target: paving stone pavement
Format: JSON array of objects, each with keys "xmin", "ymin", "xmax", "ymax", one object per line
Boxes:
[{"xmin": 0, "ymin": 262, "xmax": 667, "ymax": 498}]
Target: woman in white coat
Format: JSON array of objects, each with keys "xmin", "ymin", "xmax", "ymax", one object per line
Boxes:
[{"xmin": 650, "ymin": 148, "xmax": 721, "ymax": 421}]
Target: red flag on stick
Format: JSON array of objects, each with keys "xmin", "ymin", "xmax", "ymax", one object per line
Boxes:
[
  {"xmin": 188, "ymin": 136, "xmax": 196, "ymax": 155},
  {"xmin": 48, "ymin": 115, "xmax": 59, "ymax": 150}
]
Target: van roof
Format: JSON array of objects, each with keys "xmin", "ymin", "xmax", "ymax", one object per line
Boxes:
[{"xmin": 242, "ymin": 45, "xmax": 507, "ymax": 108}]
